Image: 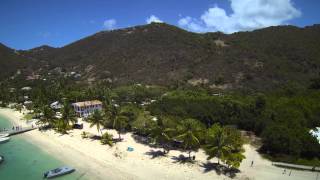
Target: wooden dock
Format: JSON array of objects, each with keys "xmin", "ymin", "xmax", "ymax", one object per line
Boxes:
[{"xmin": 0, "ymin": 127, "xmax": 37, "ymax": 136}]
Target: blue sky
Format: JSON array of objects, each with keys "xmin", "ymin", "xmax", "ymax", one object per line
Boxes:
[{"xmin": 0, "ymin": 0, "xmax": 319, "ymax": 50}]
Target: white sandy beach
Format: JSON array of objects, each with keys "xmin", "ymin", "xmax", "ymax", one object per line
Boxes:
[{"xmin": 0, "ymin": 108, "xmax": 317, "ymax": 180}]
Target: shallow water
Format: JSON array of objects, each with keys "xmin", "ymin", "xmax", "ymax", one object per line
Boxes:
[{"xmin": 0, "ymin": 114, "xmax": 86, "ymax": 180}]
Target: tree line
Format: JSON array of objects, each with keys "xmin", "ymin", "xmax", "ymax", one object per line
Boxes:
[{"xmin": 1, "ymin": 78, "xmax": 320, "ymax": 166}]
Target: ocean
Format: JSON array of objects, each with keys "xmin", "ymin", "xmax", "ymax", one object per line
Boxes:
[{"xmin": 0, "ymin": 114, "xmax": 85, "ymax": 180}]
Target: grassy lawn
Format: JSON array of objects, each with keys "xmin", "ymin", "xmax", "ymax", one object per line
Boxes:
[{"xmin": 23, "ymin": 113, "xmax": 34, "ymax": 120}]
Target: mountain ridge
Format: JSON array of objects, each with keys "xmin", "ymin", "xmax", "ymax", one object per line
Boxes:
[{"xmin": 1, "ymin": 23, "xmax": 320, "ymax": 91}]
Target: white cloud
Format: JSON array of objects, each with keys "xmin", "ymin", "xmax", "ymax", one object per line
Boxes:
[
  {"xmin": 178, "ymin": 16, "xmax": 206, "ymax": 32},
  {"xmin": 178, "ymin": 0, "xmax": 301, "ymax": 33},
  {"xmin": 146, "ymin": 15, "xmax": 163, "ymax": 24},
  {"xmin": 103, "ymin": 19, "xmax": 116, "ymax": 30}
]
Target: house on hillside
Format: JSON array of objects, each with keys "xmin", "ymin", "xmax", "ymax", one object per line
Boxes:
[
  {"xmin": 50, "ymin": 101, "xmax": 63, "ymax": 110},
  {"xmin": 72, "ymin": 100, "xmax": 102, "ymax": 117},
  {"xmin": 21, "ymin": 87, "xmax": 32, "ymax": 91}
]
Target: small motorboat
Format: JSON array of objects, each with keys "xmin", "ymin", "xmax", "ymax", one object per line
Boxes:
[
  {"xmin": 0, "ymin": 155, "xmax": 4, "ymax": 164},
  {"xmin": 0, "ymin": 137, "xmax": 10, "ymax": 144},
  {"xmin": 43, "ymin": 166, "xmax": 75, "ymax": 179},
  {"xmin": 0, "ymin": 133, "xmax": 9, "ymax": 138}
]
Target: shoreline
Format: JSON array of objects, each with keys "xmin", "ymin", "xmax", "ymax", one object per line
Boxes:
[
  {"xmin": 0, "ymin": 108, "xmax": 316, "ymax": 180},
  {"xmin": 0, "ymin": 108, "xmax": 131, "ymax": 180}
]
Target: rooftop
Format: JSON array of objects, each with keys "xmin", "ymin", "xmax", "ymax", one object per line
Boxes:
[{"xmin": 72, "ymin": 100, "xmax": 102, "ymax": 107}]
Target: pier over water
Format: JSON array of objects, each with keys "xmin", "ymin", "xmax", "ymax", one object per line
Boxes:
[{"xmin": 0, "ymin": 126, "xmax": 37, "ymax": 136}]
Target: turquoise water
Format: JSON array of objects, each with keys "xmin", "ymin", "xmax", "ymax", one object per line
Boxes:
[{"xmin": 0, "ymin": 114, "xmax": 86, "ymax": 180}]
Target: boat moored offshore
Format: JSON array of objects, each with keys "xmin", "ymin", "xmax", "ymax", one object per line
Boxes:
[
  {"xmin": 43, "ymin": 166, "xmax": 75, "ymax": 179},
  {"xmin": 0, "ymin": 155, "xmax": 4, "ymax": 164},
  {"xmin": 0, "ymin": 133, "xmax": 9, "ymax": 138},
  {"xmin": 0, "ymin": 137, "xmax": 10, "ymax": 144}
]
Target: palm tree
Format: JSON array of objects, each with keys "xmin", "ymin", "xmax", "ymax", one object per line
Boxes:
[
  {"xmin": 101, "ymin": 87, "xmax": 112, "ymax": 105},
  {"xmin": 88, "ymin": 110, "xmax": 104, "ymax": 135},
  {"xmin": 113, "ymin": 115, "xmax": 128, "ymax": 140},
  {"xmin": 101, "ymin": 132, "xmax": 114, "ymax": 146},
  {"xmin": 63, "ymin": 100, "xmax": 77, "ymax": 123},
  {"xmin": 58, "ymin": 100, "xmax": 77, "ymax": 132},
  {"xmin": 223, "ymin": 150, "xmax": 245, "ymax": 168},
  {"xmin": 175, "ymin": 118, "xmax": 204, "ymax": 159},
  {"xmin": 39, "ymin": 105, "xmax": 55, "ymax": 126},
  {"xmin": 56, "ymin": 118, "xmax": 68, "ymax": 133},
  {"xmin": 81, "ymin": 131, "xmax": 89, "ymax": 139},
  {"xmin": 103, "ymin": 104, "xmax": 119, "ymax": 128},
  {"xmin": 204, "ymin": 124, "xmax": 246, "ymax": 169},
  {"xmin": 204, "ymin": 124, "xmax": 232, "ymax": 165},
  {"xmin": 103, "ymin": 103, "xmax": 130, "ymax": 141},
  {"xmin": 149, "ymin": 118, "xmax": 173, "ymax": 154}
]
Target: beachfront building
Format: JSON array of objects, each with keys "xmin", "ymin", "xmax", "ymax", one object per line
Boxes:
[{"xmin": 72, "ymin": 100, "xmax": 102, "ymax": 117}]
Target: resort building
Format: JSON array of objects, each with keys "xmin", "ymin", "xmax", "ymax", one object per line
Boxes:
[{"xmin": 72, "ymin": 100, "xmax": 102, "ymax": 117}]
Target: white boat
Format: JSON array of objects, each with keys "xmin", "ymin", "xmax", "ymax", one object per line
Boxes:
[
  {"xmin": 0, "ymin": 133, "xmax": 9, "ymax": 138},
  {"xmin": 44, "ymin": 166, "xmax": 75, "ymax": 179},
  {"xmin": 0, "ymin": 137, "xmax": 10, "ymax": 144},
  {"xmin": 0, "ymin": 155, "xmax": 4, "ymax": 164}
]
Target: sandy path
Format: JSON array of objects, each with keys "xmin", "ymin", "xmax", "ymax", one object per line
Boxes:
[{"xmin": 239, "ymin": 143, "xmax": 317, "ymax": 180}]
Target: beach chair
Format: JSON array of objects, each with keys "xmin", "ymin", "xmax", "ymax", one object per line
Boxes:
[{"xmin": 127, "ymin": 147, "xmax": 134, "ymax": 152}]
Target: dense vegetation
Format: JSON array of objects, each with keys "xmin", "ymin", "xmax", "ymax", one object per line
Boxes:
[
  {"xmin": 0, "ymin": 43, "xmax": 28, "ymax": 79},
  {"xmin": 0, "ymin": 80, "xmax": 248, "ymax": 169},
  {"xmin": 149, "ymin": 87, "xmax": 320, "ymax": 163},
  {"xmin": 1, "ymin": 75, "xmax": 320, "ymax": 167}
]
